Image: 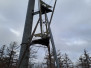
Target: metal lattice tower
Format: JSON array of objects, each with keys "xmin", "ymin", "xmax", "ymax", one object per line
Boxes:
[{"xmin": 18, "ymin": 0, "xmax": 59, "ymax": 68}]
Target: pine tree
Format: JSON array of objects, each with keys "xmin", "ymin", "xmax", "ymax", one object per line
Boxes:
[
  {"xmin": 78, "ymin": 50, "xmax": 91, "ymax": 68},
  {"xmin": 62, "ymin": 53, "xmax": 74, "ymax": 68}
]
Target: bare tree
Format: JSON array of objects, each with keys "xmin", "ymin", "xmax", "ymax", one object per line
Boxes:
[
  {"xmin": 0, "ymin": 42, "xmax": 19, "ymax": 68},
  {"xmin": 5, "ymin": 42, "xmax": 18, "ymax": 68},
  {"xmin": 0, "ymin": 45, "xmax": 6, "ymax": 68},
  {"xmin": 0, "ymin": 45, "xmax": 6, "ymax": 58},
  {"xmin": 28, "ymin": 46, "xmax": 37, "ymax": 68},
  {"xmin": 44, "ymin": 49, "xmax": 63, "ymax": 68}
]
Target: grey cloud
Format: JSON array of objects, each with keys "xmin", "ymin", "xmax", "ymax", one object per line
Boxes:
[
  {"xmin": 0, "ymin": 0, "xmax": 91, "ymax": 63},
  {"xmin": 48, "ymin": 0, "xmax": 91, "ymax": 62},
  {"xmin": 0, "ymin": 27, "xmax": 22, "ymax": 45}
]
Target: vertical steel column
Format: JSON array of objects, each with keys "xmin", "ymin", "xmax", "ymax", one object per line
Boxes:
[
  {"xmin": 39, "ymin": 0, "xmax": 43, "ymax": 37},
  {"xmin": 48, "ymin": 26, "xmax": 60, "ymax": 68},
  {"xmin": 46, "ymin": 13, "xmax": 60, "ymax": 68},
  {"xmin": 18, "ymin": 0, "xmax": 35, "ymax": 68},
  {"xmin": 48, "ymin": 45, "xmax": 52, "ymax": 68}
]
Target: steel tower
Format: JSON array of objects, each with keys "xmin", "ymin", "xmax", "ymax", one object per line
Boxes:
[{"xmin": 18, "ymin": 0, "xmax": 59, "ymax": 68}]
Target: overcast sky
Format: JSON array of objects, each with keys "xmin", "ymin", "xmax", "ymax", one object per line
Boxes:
[{"xmin": 0, "ymin": 0, "xmax": 91, "ymax": 63}]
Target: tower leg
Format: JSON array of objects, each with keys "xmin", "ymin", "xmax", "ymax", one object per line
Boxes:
[
  {"xmin": 48, "ymin": 45, "xmax": 52, "ymax": 68},
  {"xmin": 18, "ymin": 0, "xmax": 35, "ymax": 68},
  {"xmin": 45, "ymin": 12, "xmax": 60, "ymax": 68}
]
